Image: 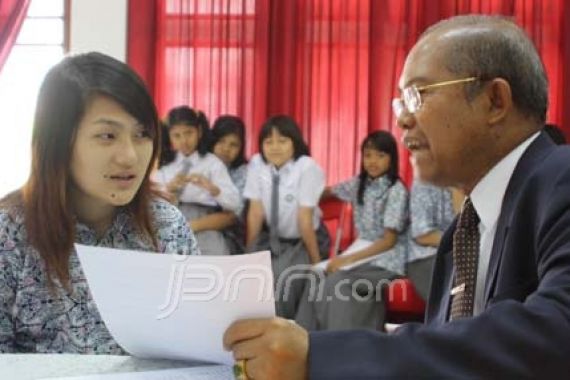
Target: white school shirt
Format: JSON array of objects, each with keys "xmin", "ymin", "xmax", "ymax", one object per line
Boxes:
[
  {"xmin": 153, "ymin": 151, "xmax": 241, "ymax": 213},
  {"xmin": 469, "ymin": 132, "xmax": 539, "ymax": 316},
  {"xmin": 243, "ymin": 154, "xmax": 325, "ymax": 239}
]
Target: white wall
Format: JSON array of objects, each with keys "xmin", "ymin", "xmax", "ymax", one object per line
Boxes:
[{"xmin": 69, "ymin": 0, "xmax": 128, "ymax": 61}]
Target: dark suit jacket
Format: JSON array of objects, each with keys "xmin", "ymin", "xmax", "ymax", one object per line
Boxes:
[{"xmin": 310, "ymin": 132, "xmax": 570, "ymax": 378}]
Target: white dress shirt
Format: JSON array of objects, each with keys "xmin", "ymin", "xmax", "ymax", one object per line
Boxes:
[
  {"xmin": 244, "ymin": 154, "xmax": 325, "ymax": 239},
  {"xmin": 470, "ymin": 132, "xmax": 539, "ymax": 316},
  {"xmin": 153, "ymin": 151, "xmax": 241, "ymax": 213}
]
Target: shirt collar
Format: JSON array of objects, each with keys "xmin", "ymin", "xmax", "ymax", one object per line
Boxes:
[
  {"xmin": 175, "ymin": 151, "xmax": 198, "ymax": 165},
  {"xmin": 367, "ymin": 174, "xmax": 391, "ymax": 186},
  {"xmin": 470, "ymin": 132, "xmax": 539, "ymax": 230},
  {"xmin": 271, "ymin": 158, "xmax": 295, "ymax": 175}
]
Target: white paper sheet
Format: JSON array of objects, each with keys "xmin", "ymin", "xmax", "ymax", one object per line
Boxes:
[
  {"xmin": 76, "ymin": 245, "xmax": 275, "ymax": 365},
  {"xmin": 312, "ymin": 239, "xmax": 376, "ymax": 272},
  {"xmin": 43, "ymin": 365, "xmax": 233, "ymax": 380}
]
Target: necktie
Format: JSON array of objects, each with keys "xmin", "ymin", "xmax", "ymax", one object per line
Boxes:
[
  {"xmin": 269, "ymin": 172, "xmax": 280, "ymax": 255},
  {"xmin": 450, "ymin": 197, "xmax": 480, "ymax": 320},
  {"xmin": 176, "ymin": 158, "xmax": 192, "ymax": 199}
]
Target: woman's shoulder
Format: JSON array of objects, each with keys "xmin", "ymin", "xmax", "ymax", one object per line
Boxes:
[
  {"xmin": 149, "ymin": 197, "xmax": 186, "ymax": 224},
  {"xmin": 295, "ymin": 155, "xmax": 323, "ymax": 172},
  {"xmin": 390, "ymin": 179, "xmax": 409, "ymax": 195},
  {"xmin": 0, "ymin": 201, "xmax": 26, "ymax": 251}
]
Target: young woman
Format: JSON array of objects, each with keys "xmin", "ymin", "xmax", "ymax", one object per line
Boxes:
[
  {"xmin": 154, "ymin": 106, "xmax": 240, "ymax": 255},
  {"xmin": 244, "ymin": 115, "xmax": 329, "ymax": 318},
  {"xmin": 0, "ymin": 52, "xmax": 199, "ymax": 354},
  {"xmin": 209, "ymin": 115, "xmax": 249, "ymax": 253},
  {"xmin": 296, "ymin": 130, "xmax": 409, "ymax": 331}
]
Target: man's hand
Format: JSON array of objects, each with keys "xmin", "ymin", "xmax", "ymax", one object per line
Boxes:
[{"xmin": 224, "ymin": 318, "xmax": 309, "ymax": 380}]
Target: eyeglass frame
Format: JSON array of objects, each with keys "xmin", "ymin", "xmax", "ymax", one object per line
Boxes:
[{"xmin": 392, "ymin": 77, "xmax": 478, "ymax": 118}]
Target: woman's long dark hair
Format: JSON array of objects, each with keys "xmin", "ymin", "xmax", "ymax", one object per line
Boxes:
[
  {"xmin": 5, "ymin": 52, "xmax": 161, "ymax": 287},
  {"xmin": 357, "ymin": 130, "xmax": 399, "ymax": 205}
]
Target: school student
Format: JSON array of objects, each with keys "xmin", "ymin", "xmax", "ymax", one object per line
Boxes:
[
  {"xmin": 244, "ymin": 115, "xmax": 329, "ymax": 318},
  {"xmin": 0, "ymin": 52, "xmax": 199, "ymax": 354},
  {"xmin": 296, "ymin": 130, "xmax": 409, "ymax": 330},
  {"xmin": 153, "ymin": 106, "xmax": 240, "ymax": 255},
  {"xmin": 209, "ymin": 115, "xmax": 249, "ymax": 253}
]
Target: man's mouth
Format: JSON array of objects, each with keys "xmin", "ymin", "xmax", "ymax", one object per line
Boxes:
[{"xmin": 403, "ymin": 137, "xmax": 428, "ymax": 151}]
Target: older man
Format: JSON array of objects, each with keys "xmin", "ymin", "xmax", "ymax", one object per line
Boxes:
[{"xmin": 224, "ymin": 14, "xmax": 570, "ymax": 378}]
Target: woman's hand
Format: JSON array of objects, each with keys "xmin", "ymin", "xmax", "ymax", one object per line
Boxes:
[{"xmin": 325, "ymin": 254, "xmax": 355, "ymax": 274}]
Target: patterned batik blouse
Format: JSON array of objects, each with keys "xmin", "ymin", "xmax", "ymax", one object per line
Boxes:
[
  {"xmin": 408, "ymin": 180, "xmax": 455, "ymax": 262},
  {"xmin": 0, "ymin": 198, "xmax": 199, "ymax": 354},
  {"xmin": 332, "ymin": 175, "xmax": 409, "ymax": 274}
]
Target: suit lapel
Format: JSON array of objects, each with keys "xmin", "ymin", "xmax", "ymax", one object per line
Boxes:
[
  {"xmin": 427, "ymin": 219, "xmax": 457, "ymax": 324},
  {"xmin": 483, "ymin": 132, "xmax": 554, "ymax": 304}
]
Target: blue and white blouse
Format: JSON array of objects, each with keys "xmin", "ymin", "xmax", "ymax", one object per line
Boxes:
[
  {"xmin": 332, "ymin": 175, "xmax": 409, "ymax": 274},
  {"xmin": 408, "ymin": 181, "xmax": 455, "ymax": 262},
  {"xmin": 0, "ymin": 198, "xmax": 198, "ymax": 354}
]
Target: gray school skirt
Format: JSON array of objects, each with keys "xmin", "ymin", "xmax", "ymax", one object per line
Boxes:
[
  {"xmin": 406, "ymin": 255, "xmax": 436, "ymax": 301},
  {"xmin": 250, "ymin": 223, "xmax": 330, "ymax": 319},
  {"xmin": 178, "ymin": 203, "xmax": 231, "ymax": 255},
  {"xmin": 295, "ymin": 263, "xmax": 398, "ymax": 331}
]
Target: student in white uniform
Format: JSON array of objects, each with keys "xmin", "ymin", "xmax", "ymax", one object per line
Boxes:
[
  {"xmin": 244, "ymin": 115, "xmax": 330, "ymax": 318},
  {"xmin": 296, "ymin": 130, "xmax": 409, "ymax": 330},
  {"xmin": 210, "ymin": 115, "xmax": 249, "ymax": 254},
  {"xmin": 154, "ymin": 106, "xmax": 240, "ymax": 255}
]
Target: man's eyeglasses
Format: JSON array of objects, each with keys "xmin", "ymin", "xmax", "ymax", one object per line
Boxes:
[{"xmin": 392, "ymin": 77, "xmax": 477, "ymax": 118}]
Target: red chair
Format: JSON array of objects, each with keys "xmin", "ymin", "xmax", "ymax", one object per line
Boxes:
[
  {"xmin": 384, "ymin": 278, "xmax": 426, "ymax": 324},
  {"xmin": 319, "ymin": 198, "xmax": 352, "ymax": 257}
]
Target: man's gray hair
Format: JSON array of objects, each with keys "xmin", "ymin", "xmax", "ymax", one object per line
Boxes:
[{"xmin": 421, "ymin": 14, "xmax": 548, "ymax": 123}]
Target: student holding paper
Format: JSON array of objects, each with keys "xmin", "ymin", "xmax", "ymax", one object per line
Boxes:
[
  {"xmin": 0, "ymin": 52, "xmax": 199, "ymax": 354},
  {"xmin": 295, "ymin": 130, "xmax": 409, "ymax": 330}
]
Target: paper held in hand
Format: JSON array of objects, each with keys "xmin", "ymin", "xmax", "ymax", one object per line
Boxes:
[{"xmin": 75, "ymin": 245, "xmax": 275, "ymax": 365}]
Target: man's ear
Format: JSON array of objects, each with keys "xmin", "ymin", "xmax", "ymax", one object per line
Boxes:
[{"xmin": 485, "ymin": 78, "xmax": 512, "ymax": 125}]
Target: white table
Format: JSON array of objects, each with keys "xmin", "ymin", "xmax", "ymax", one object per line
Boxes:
[{"xmin": 0, "ymin": 354, "xmax": 224, "ymax": 380}]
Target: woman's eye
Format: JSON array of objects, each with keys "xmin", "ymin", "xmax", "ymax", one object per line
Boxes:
[
  {"xmin": 135, "ymin": 130, "xmax": 151, "ymax": 139},
  {"xmin": 97, "ymin": 133, "xmax": 115, "ymax": 140}
]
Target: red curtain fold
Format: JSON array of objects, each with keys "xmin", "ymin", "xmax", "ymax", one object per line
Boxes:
[
  {"xmin": 127, "ymin": 0, "xmax": 570, "ymax": 186},
  {"xmin": 0, "ymin": 0, "xmax": 31, "ymax": 73}
]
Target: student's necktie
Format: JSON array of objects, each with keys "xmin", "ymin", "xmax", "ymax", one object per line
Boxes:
[
  {"xmin": 450, "ymin": 197, "xmax": 480, "ymax": 320},
  {"xmin": 176, "ymin": 158, "xmax": 192, "ymax": 199},
  {"xmin": 269, "ymin": 172, "xmax": 280, "ymax": 255}
]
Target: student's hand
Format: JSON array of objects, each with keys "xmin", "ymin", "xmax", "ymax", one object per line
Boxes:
[
  {"xmin": 224, "ymin": 318, "xmax": 309, "ymax": 380},
  {"xmin": 325, "ymin": 254, "xmax": 355, "ymax": 274},
  {"xmin": 187, "ymin": 174, "xmax": 220, "ymax": 196},
  {"xmin": 189, "ymin": 219, "xmax": 204, "ymax": 233},
  {"xmin": 166, "ymin": 173, "xmax": 191, "ymax": 193}
]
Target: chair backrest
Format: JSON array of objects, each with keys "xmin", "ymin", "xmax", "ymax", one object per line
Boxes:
[{"xmin": 319, "ymin": 198, "xmax": 352, "ymax": 257}]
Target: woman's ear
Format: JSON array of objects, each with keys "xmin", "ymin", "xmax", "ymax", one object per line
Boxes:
[{"xmin": 485, "ymin": 78, "xmax": 512, "ymax": 125}]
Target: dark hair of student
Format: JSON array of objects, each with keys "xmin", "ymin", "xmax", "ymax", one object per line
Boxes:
[
  {"xmin": 160, "ymin": 106, "xmax": 210, "ymax": 166},
  {"xmin": 210, "ymin": 115, "xmax": 248, "ymax": 168},
  {"xmin": 158, "ymin": 120, "xmax": 176, "ymax": 167},
  {"xmin": 544, "ymin": 123, "xmax": 567, "ymax": 145},
  {"xmin": 357, "ymin": 130, "xmax": 400, "ymax": 205},
  {"xmin": 1, "ymin": 52, "xmax": 161, "ymax": 287},
  {"xmin": 258, "ymin": 115, "xmax": 310, "ymax": 162}
]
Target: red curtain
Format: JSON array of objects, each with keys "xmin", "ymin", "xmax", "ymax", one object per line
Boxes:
[
  {"xmin": 128, "ymin": 0, "xmax": 570, "ymax": 186},
  {"xmin": 0, "ymin": 0, "xmax": 31, "ymax": 73}
]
